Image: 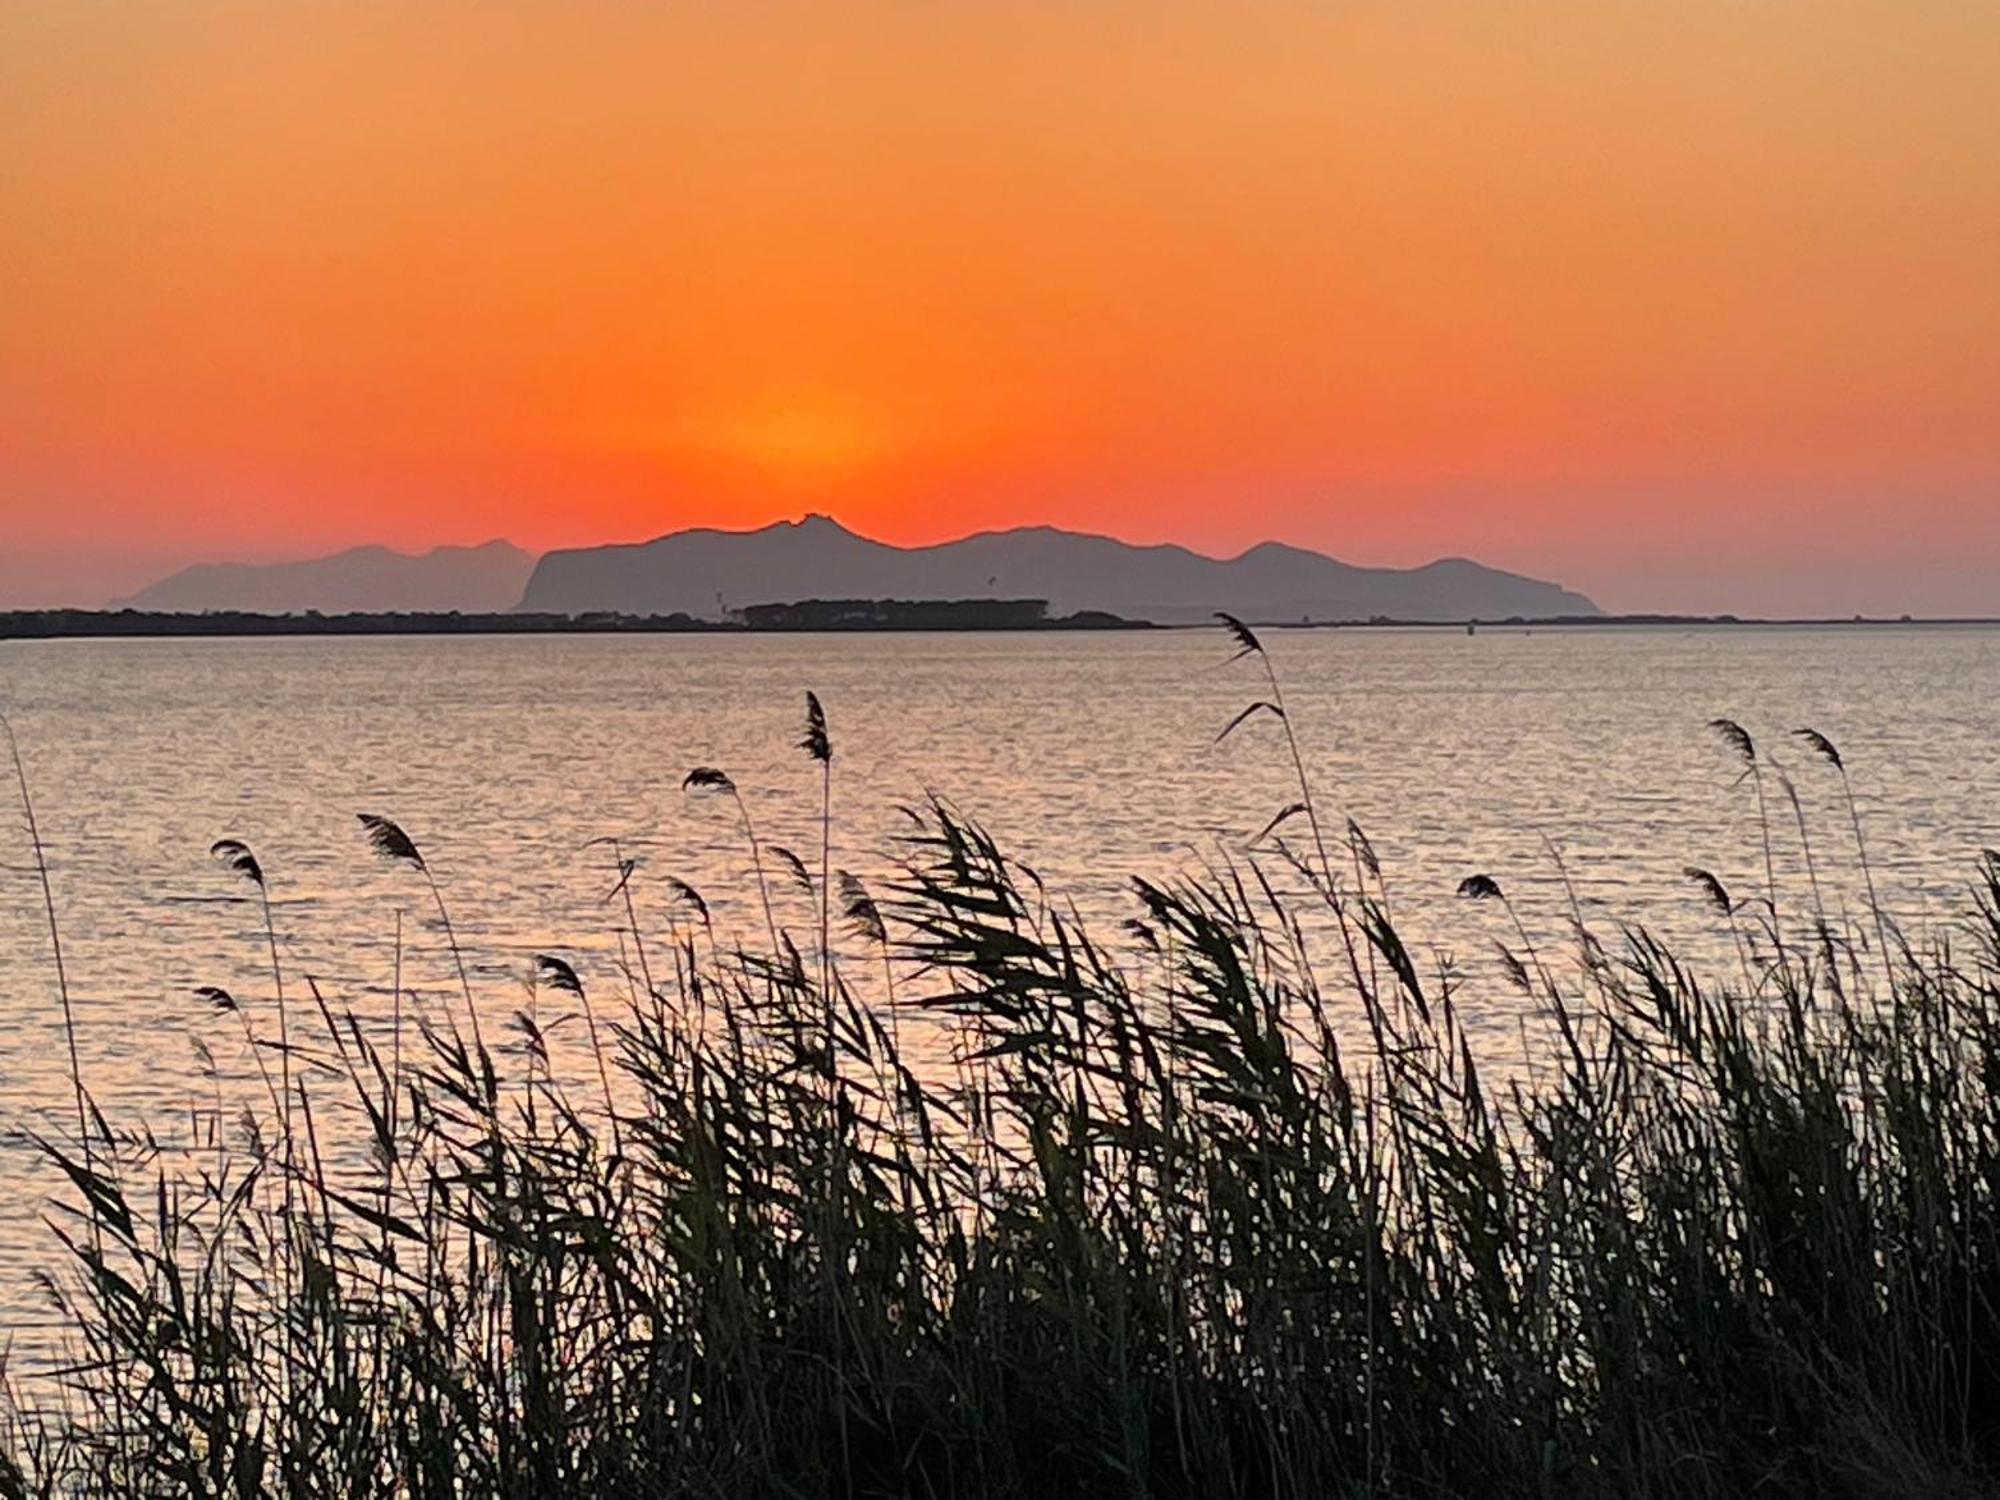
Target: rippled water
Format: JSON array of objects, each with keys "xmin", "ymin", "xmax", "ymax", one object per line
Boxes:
[{"xmin": 2, "ymin": 625, "xmax": 1998, "ymax": 1326}]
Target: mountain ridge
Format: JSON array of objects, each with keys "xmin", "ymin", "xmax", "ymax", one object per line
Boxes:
[{"xmin": 517, "ymin": 515, "xmax": 1600, "ymax": 623}]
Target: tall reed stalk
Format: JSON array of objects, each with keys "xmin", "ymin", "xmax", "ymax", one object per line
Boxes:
[{"xmin": 1, "ymin": 713, "xmax": 91, "ymax": 1177}]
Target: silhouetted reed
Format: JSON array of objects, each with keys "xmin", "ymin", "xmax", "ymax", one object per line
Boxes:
[
  {"xmin": 2, "ymin": 712, "xmax": 91, "ymax": 1189},
  {"xmin": 3, "ymin": 644, "xmax": 1998, "ymax": 1499}
]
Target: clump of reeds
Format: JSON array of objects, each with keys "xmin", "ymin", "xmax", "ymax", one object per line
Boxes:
[{"xmin": 2, "ymin": 642, "xmax": 1998, "ymax": 1499}]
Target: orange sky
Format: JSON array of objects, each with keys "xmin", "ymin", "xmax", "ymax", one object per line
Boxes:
[{"xmin": 2, "ymin": 1, "xmax": 1996, "ymax": 613}]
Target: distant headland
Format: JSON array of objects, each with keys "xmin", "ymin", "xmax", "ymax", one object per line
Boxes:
[{"xmin": 0, "ymin": 598, "xmax": 1144, "ymax": 639}]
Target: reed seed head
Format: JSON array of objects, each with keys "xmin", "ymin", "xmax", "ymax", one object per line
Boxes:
[{"xmin": 356, "ymin": 813, "xmax": 425, "ymax": 870}]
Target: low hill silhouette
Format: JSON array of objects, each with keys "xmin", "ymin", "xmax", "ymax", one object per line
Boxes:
[{"xmin": 119, "ymin": 540, "xmax": 534, "ymax": 614}]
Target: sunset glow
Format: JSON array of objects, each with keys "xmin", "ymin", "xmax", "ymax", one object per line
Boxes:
[{"xmin": 2, "ymin": 1, "xmax": 1996, "ymax": 613}]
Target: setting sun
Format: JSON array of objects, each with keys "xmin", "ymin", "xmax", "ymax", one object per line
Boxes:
[{"xmin": 710, "ymin": 401, "xmax": 891, "ymax": 484}]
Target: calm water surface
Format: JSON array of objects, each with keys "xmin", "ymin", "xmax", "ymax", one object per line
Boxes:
[{"xmin": 1, "ymin": 626, "xmax": 1997, "ymax": 1326}]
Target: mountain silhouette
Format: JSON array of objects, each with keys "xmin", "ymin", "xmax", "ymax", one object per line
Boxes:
[
  {"xmin": 518, "ymin": 516, "xmax": 1599, "ymax": 622},
  {"xmin": 119, "ymin": 541, "xmax": 535, "ymax": 614}
]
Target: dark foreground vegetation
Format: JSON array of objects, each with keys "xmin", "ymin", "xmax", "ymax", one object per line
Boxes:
[{"xmin": 2, "ymin": 624, "xmax": 1999, "ymax": 1498}]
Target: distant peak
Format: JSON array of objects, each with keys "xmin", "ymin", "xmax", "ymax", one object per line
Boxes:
[{"xmin": 698, "ymin": 514, "xmax": 860, "ymax": 544}]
